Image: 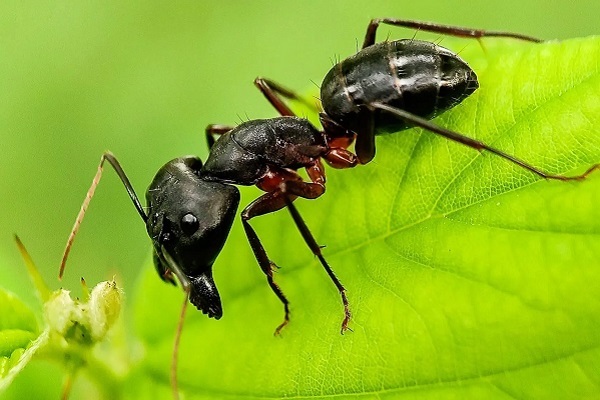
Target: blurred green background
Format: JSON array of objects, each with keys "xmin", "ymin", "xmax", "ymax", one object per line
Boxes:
[{"xmin": 1, "ymin": 0, "xmax": 599, "ymax": 362}]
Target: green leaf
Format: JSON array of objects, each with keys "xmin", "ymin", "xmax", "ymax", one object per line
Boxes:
[
  {"xmin": 0, "ymin": 331, "xmax": 49, "ymax": 393},
  {"xmin": 0, "ymin": 290, "xmax": 38, "ymax": 357},
  {"xmin": 0, "ymin": 287, "xmax": 46, "ymax": 392},
  {"xmin": 2, "ymin": 235, "xmax": 126, "ymax": 397},
  {"xmin": 132, "ymin": 36, "xmax": 600, "ymax": 399}
]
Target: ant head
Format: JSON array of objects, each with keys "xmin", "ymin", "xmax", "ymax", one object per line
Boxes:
[{"xmin": 146, "ymin": 156, "xmax": 240, "ymax": 319}]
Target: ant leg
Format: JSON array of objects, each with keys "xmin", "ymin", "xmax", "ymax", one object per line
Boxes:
[
  {"xmin": 205, "ymin": 124, "xmax": 235, "ymax": 150},
  {"xmin": 362, "ymin": 18, "xmax": 542, "ymax": 49},
  {"xmin": 319, "ymin": 108, "xmax": 368, "ymax": 169},
  {"xmin": 306, "ymin": 158, "xmax": 326, "ymax": 185},
  {"xmin": 323, "ymin": 149, "xmax": 359, "ymax": 169},
  {"xmin": 253, "ymin": 166, "xmax": 350, "ymax": 333},
  {"xmin": 59, "ymin": 151, "xmax": 147, "ymax": 279},
  {"xmin": 241, "ymin": 191, "xmax": 294, "ymax": 335},
  {"xmin": 371, "ymin": 102, "xmax": 600, "ymax": 181},
  {"xmin": 319, "ymin": 113, "xmax": 360, "ymax": 168},
  {"xmin": 254, "ymin": 77, "xmax": 321, "ymax": 117},
  {"xmin": 280, "ymin": 181, "xmax": 351, "ymax": 334},
  {"xmin": 320, "ymin": 113, "xmax": 357, "ymax": 150},
  {"xmin": 354, "ymin": 108, "xmax": 376, "ymax": 164},
  {"xmin": 243, "ymin": 168, "xmax": 326, "ymax": 334}
]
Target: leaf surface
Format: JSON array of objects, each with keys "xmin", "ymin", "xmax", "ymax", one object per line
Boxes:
[
  {"xmin": 0, "ymin": 289, "xmax": 37, "ymax": 358},
  {"xmin": 0, "ymin": 287, "xmax": 45, "ymax": 392}
]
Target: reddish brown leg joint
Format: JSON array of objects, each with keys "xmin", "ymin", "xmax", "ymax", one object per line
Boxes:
[{"xmin": 324, "ymin": 148, "xmax": 358, "ymax": 169}]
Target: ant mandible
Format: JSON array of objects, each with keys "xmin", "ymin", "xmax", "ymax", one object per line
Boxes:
[{"xmin": 59, "ymin": 18, "xmax": 599, "ymax": 399}]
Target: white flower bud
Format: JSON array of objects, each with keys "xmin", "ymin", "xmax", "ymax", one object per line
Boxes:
[
  {"xmin": 42, "ymin": 280, "xmax": 122, "ymax": 345},
  {"xmin": 88, "ymin": 281, "xmax": 122, "ymax": 341}
]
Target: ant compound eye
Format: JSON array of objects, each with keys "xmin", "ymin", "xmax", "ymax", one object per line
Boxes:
[{"xmin": 181, "ymin": 213, "xmax": 199, "ymax": 235}]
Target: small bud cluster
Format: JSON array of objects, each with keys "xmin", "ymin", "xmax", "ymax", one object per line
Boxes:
[{"xmin": 44, "ymin": 281, "xmax": 122, "ymax": 346}]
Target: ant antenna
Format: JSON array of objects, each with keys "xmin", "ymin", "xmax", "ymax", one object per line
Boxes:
[
  {"xmin": 157, "ymin": 247, "xmax": 193, "ymax": 400},
  {"xmin": 59, "ymin": 152, "xmax": 147, "ymax": 279},
  {"xmin": 171, "ymin": 292, "xmax": 189, "ymax": 400}
]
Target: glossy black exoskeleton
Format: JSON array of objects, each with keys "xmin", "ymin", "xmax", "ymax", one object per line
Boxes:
[
  {"xmin": 321, "ymin": 39, "xmax": 479, "ymax": 139},
  {"xmin": 146, "ymin": 156, "xmax": 240, "ymax": 318}
]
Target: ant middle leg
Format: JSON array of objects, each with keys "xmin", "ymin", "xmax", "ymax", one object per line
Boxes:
[
  {"xmin": 243, "ymin": 167, "xmax": 329, "ymax": 334},
  {"xmin": 362, "ymin": 18, "xmax": 543, "ymax": 49},
  {"xmin": 370, "ymin": 102, "xmax": 600, "ymax": 181},
  {"xmin": 254, "ymin": 77, "xmax": 321, "ymax": 117},
  {"xmin": 280, "ymin": 181, "xmax": 351, "ymax": 334},
  {"xmin": 252, "ymin": 165, "xmax": 351, "ymax": 333}
]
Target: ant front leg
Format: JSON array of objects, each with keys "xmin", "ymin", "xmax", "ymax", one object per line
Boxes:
[
  {"xmin": 241, "ymin": 190, "xmax": 294, "ymax": 335},
  {"xmin": 362, "ymin": 18, "xmax": 543, "ymax": 49},
  {"xmin": 254, "ymin": 77, "xmax": 321, "ymax": 117},
  {"xmin": 370, "ymin": 102, "xmax": 600, "ymax": 181},
  {"xmin": 205, "ymin": 124, "xmax": 235, "ymax": 150},
  {"xmin": 319, "ymin": 114, "xmax": 359, "ymax": 169}
]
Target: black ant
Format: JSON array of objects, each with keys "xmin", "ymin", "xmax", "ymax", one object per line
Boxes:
[{"xmin": 58, "ymin": 18, "xmax": 599, "ymax": 399}]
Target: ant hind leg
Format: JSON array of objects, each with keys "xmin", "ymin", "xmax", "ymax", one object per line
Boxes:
[
  {"xmin": 362, "ymin": 18, "xmax": 543, "ymax": 49},
  {"xmin": 370, "ymin": 101, "xmax": 600, "ymax": 181}
]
